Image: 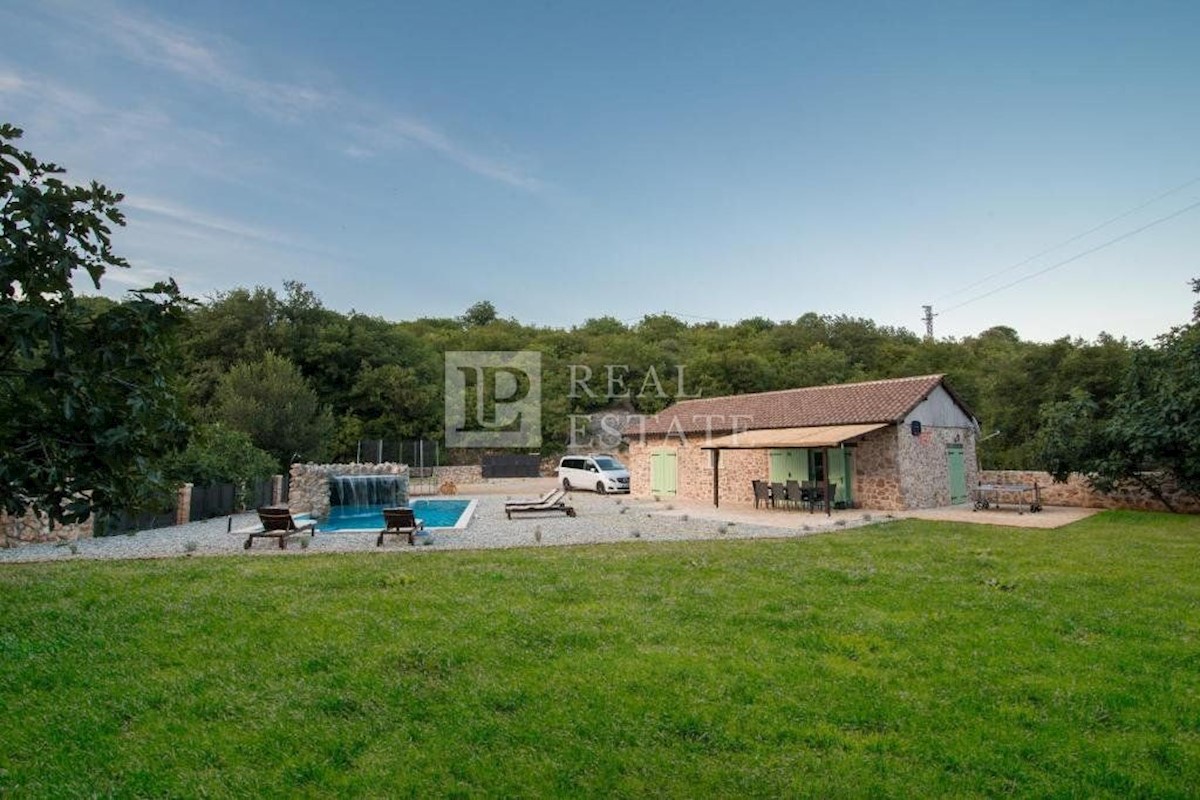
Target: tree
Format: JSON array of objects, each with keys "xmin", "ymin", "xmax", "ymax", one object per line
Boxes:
[
  {"xmin": 0, "ymin": 124, "xmax": 190, "ymax": 525},
  {"xmin": 1035, "ymin": 280, "xmax": 1200, "ymax": 510},
  {"xmin": 460, "ymin": 300, "xmax": 498, "ymax": 328},
  {"xmin": 163, "ymin": 423, "xmax": 278, "ymax": 505},
  {"xmin": 213, "ymin": 351, "xmax": 334, "ymax": 466}
]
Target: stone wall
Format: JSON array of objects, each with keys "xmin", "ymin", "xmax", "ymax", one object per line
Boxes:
[
  {"xmin": 430, "ymin": 465, "xmax": 484, "ymax": 484},
  {"xmin": 1, "ymin": 508, "xmax": 94, "ymax": 548},
  {"xmin": 853, "ymin": 427, "xmax": 905, "ymax": 510},
  {"xmin": 288, "ymin": 463, "xmax": 410, "ymax": 519},
  {"xmin": 898, "ymin": 426, "xmax": 978, "ymax": 509},
  {"xmin": 978, "ymin": 470, "xmax": 1200, "ymax": 514},
  {"xmin": 627, "ymin": 437, "xmax": 772, "ymax": 507}
]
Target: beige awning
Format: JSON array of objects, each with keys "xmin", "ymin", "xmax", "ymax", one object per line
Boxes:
[{"xmin": 701, "ymin": 423, "xmax": 889, "ymax": 449}]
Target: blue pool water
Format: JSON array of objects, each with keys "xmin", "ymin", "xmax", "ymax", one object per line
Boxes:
[{"xmin": 319, "ymin": 500, "xmax": 472, "ymax": 532}]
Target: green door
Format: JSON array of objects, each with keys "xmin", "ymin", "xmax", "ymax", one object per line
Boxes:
[
  {"xmin": 650, "ymin": 449, "xmax": 677, "ymax": 496},
  {"xmin": 947, "ymin": 446, "xmax": 967, "ymax": 504},
  {"xmin": 827, "ymin": 448, "xmax": 853, "ymax": 506}
]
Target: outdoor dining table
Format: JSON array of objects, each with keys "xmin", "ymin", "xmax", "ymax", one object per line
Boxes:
[{"xmin": 764, "ymin": 481, "xmax": 830, "ymax": 514}]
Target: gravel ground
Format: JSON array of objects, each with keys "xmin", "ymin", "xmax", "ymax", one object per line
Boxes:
[{"xmin": 0, "ymin": 493, "xmax": 883, "ymax": 564}]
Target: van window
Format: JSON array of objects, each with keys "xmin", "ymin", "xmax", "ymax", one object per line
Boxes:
[{"xmin": 593, "ymin": 456, "xmax": 625, "ymax": 471}]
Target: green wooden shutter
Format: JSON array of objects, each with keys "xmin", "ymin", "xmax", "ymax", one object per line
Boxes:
[
  {"xmin": 651, "ymin": 449, "xmax": 677, "ymax": 496},
  {"xmin": 947, "ymin": 447, "xmax": 967, "ymax": 504}
]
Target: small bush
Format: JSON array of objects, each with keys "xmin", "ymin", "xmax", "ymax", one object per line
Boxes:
[
  {"xmin": 630, "ymin": 529, "xmax": 641, "ymax": 538},
  {"xmin": 534, "ymin": 526, "xmax": 542, "ymax": 544},
  {"xmin": 298, "ymin": 534, "xmax": 312, "ymax": 550},
  {"xmin": 834, "ymin": 520, "xmax": 847, "ymax": 528},
  {"xmin": 68, "ymin": 542, "xmax": 79, "ymax": 555},
  {"xmin": 862, "ymin": 513, "xmax": 873, "ymax": 522},
  {"xmin": 184, "ymin": 540, "xmax": 198, "ymax": 553},
  {"xmin": 717, "ymin": 523, "xmax": 729, "ymax": 535},
  {"xmin": 680, "ymin": 513, "xmax": 689, "ymax": 522}
]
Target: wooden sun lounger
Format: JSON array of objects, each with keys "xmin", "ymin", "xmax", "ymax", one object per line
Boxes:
[
  {"xmin": 504, "ymin": 488, "xmax": 564, "ymax": 509},
  {"xmin": 249, "ymin": 506, "xmax": 316, "ymax": 549},
  {"xmin": 378, "ymin": 507, "xmax": 425, "ymax": 546},
  {"xmin": 505, "ymin": 495, "xmax": 576, "ymax": 519}
]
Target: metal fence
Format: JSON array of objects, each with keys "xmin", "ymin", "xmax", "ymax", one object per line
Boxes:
[{"xmin": 349, "ymin": 439, "xmax": 442, "ymax": 469}]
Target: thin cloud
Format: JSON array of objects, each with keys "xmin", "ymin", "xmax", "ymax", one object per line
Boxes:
[
  {"xmin": 349, "ymin": 116, "xmax": 544, "ymax": 192},
  {"xmin": 103, "ymin": 10, "xmax": 329, "ymax": 119},
  {"xmin": 122, "ymin": 195, "xmax": 301, "ymax": 249},
  {"xmin": 53, "ymin": 1, "xmax": 543, "ymax": 191},
  {"xmin": 99, "ymin": 263, "xmax": 174, "ymax": 287}
]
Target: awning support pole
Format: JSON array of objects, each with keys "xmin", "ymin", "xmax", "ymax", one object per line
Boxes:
[
  {"xmin": 826, "ymin": 448, "xmax": 832, "ymax": 517},
  {"xmin": 712, "ymin": 448, "xmax": 721, "ymax": 508}
]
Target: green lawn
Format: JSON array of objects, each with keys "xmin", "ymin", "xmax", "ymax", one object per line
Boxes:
[{"xmin": 2, "ymin": 512, "xmax": 1198, "ymax": 797}]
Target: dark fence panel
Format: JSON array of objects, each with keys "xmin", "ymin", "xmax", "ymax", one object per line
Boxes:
[
  {"xmin": 280, "ymin": 473, "xmax": 290, "ymax": 503},
  {"xmin": 189, "ymin": 483, "xmax": 237, "ymax": 522},
  {"xmin": 94, "ymin": 505, "xmax": 176, "ymax": 537},
  {"xmin": 482, "ymin": 454, "xmax": 542, "ymax": 478},
  {"xmin": 249, "ymin": 478, "xmax": 274, "ymax": 509}
]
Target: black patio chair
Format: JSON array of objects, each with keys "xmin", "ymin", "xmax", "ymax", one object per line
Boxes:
[
  {"xmin": 770, "ymin": 482, "xmax": 788, "ymax": 510},
  {"xmin": 752, "ymin": 480, "xmax": 771, "ymax": 509},
  {"xmin": 786, "ymin": 480, "xmax": 804, "ymax": 511}
]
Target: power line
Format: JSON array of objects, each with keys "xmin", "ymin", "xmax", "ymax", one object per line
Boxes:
[
  {"xmin": 933, "ymin": 175, "xmax": 1200, "ymax": 303},
  {"xmin": 939, "ymin": 197, "xmax": 1200, "ymax": 316}
]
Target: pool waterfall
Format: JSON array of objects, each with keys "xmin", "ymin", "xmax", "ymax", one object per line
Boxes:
[{"xmin": 329, "ymin": 474, "xmax": 409, "ymax": 509}]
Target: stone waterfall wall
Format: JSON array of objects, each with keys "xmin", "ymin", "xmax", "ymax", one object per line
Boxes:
[{"xmin": 288, "ymin": 463, "xmax": 410, "ymax": 519}]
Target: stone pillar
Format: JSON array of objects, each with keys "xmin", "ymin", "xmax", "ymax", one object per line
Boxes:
[
  {"xmin": 271, "ymin": 474, "xmax": 284, "ymax": 505},
  {"xmin": 176, "ymin": 483, "xmax": 192, "ymax": 526}
]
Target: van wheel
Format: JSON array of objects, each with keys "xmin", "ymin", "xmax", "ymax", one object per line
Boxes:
[
  {"xmin": 596, "ymin": 482, "xmax": 606, "ymax": 494},
  {"xmin": 562, "ymin": 478, "xmax": 572, "ymax": 491}
]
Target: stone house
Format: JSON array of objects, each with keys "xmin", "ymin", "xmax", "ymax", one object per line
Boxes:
[{"xmin": 622, "ymin": 374, "xmax": 979, "ymax": 511}]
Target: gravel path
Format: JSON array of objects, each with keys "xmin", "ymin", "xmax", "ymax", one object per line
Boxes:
[{"xmin": 0, "ymin": 493, "xmax": 882, "ymax": 564}]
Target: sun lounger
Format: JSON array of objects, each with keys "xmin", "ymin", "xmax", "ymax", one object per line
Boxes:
[
  {"xmin": 504, "ymin": 488, "xmax": 564, "ymax": 509},
  {"xmin": 378, "ymin": 507, "xmax": 425, "ymax": 546},
  {"xmin": 505, "ymin": 493, "xmax": 576, "ymax": 519},
  {"xmin": 249, "ymin": 506, "xmax": 316, "ymax": 549}
]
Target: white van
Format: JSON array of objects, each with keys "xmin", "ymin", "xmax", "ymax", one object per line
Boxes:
[{"xmin": 557, "ymin": 454, "xmax": 630, "ymax": 494}]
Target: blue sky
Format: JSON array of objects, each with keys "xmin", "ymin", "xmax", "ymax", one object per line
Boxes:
[{"xmin": 2, "ymin": 0, "xmax": 1198, "ymax": 341}]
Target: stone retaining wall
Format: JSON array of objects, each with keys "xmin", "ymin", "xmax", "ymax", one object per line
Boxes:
[
  {"xmin": 289, "ymin": 463, "xmax": 410, "ymax": 519},
  {"xmin": 979, "ymin": 470, "xmax": 1200, "ymax": 514},
  {"xmin": 430, "ymin": 465, "xmax": 485, "ymax": 484},
  {"xmin": 1, "ymin": 509, "xmax": 94, "ymax": 548}
]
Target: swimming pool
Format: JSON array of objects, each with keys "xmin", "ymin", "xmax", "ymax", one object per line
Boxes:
[{"xmin": 319, "ymin": 499, "xmax": 476, "ymax": 532}]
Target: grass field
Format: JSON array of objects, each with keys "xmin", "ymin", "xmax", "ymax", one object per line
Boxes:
[{"xmin": 2, "ymin": 511, "xmax": 1198, "ymax": 797}]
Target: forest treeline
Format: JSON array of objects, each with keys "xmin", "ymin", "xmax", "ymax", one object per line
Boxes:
[{"xmin": 165, "ymin": 281, "xmax": 1142, "ymax": 471}]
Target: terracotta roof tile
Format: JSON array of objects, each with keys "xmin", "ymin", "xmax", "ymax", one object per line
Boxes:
[{"xmin": 630, "ymin": 374, "xmax": 956, "ymax": 436}]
